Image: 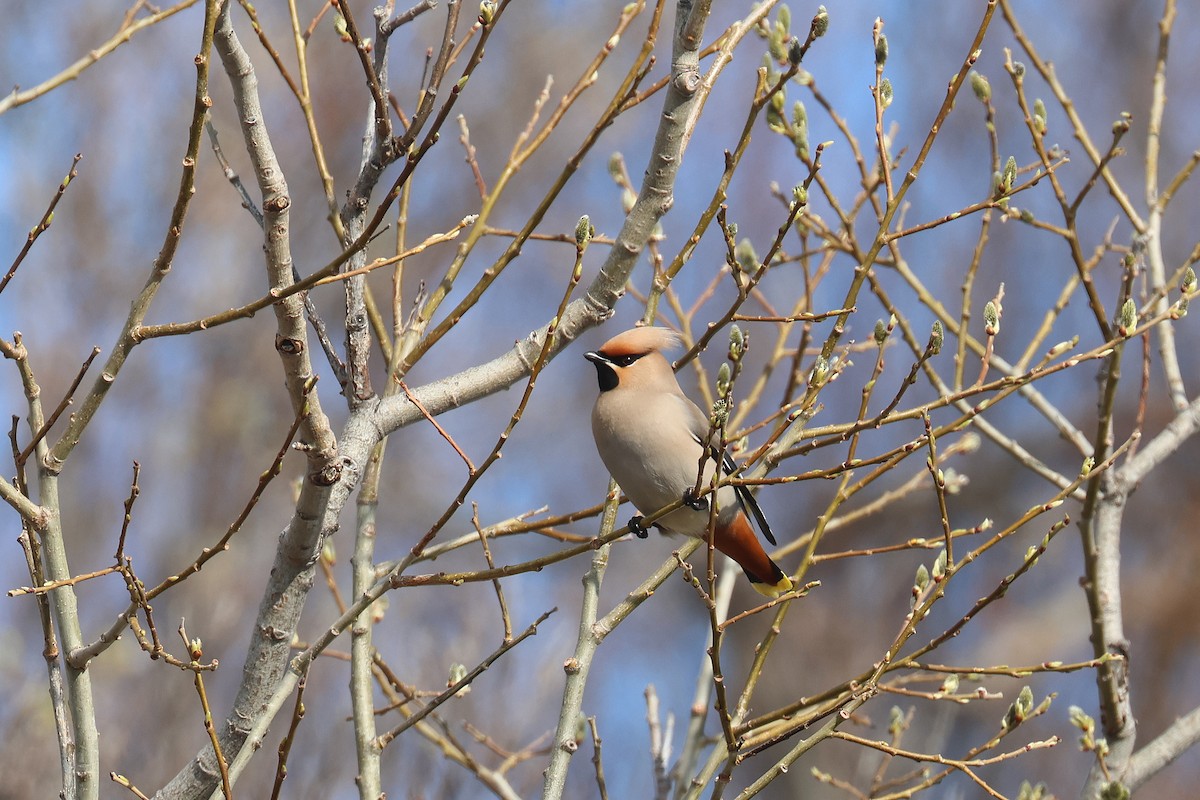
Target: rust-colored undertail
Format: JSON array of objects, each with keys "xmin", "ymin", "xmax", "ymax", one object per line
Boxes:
[{"xmin": 713, "ymin": 513, "xmax": 793, "ymax": 598}]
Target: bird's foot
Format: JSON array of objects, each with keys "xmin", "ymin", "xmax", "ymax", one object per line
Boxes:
[
  {"xmin": 683, "ymin": 489, "xmax": 709, "ymax": 511},
  {"xmin": 628, "ymin": 515, "xmax": 650, "ymax": 539}
]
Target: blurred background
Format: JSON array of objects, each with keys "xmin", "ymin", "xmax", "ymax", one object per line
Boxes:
[{"xmin": 1, "ymin": 0, "xmax": 1198, "ymax": 797}]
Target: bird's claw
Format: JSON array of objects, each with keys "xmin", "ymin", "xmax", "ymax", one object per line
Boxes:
[
  {"xmin": 628, "ymin": 515, "xmax": 650, "ymax": 539},
  {"xmin": 683, "ymin": 489, "xmax": 709, "ymax": 511}
]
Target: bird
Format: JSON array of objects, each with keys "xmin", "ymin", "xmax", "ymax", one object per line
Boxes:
[{"xmin": 585, "ymin": 326, "xmax": 793, "ymax": 597}]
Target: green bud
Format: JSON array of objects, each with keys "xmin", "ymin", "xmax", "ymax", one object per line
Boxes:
[
  {"xmin": 478, "ymin": 0, "xmax": 496, "ymax": 25},
  {"xmin": 811, "ymin": 6, "xmax": 829, "ymax": 39},
  {"xmin": 735, "ymin": 238, "xmax": 759, "ymax": 271},
  {"xmin": 769, "ymin": 23, "xmax": 788, "ymax": 62},
  {"xmin": 1018, "ymin": 781, "xmax": 1048, "ymax": 800},
  {"xmin": 766, "ymin": 102, "xmax": 787, "ymax": 134},
  {"xmin": 929, "ymin": 321, "xmax": 944, "ymax": 355},
  {"xmin": 888, "ymin": 706, "xmax": 905, "ymax": 736},
  {"xmin": 787, "ymin": 36, "xmax": 803, "ymax": 67},
  {"xmin": 710, "ymin": 398, "xmax": 729, "ymax": 427},
  {"xmin": 1181, "ymin": 265, "xmax": 1197, "ymax": 294},
  {"xmin": 913, "ymin": 563, "xmax": 930, "ymax": 599},
  {"xmin": 879, "ymin": 78, "xmax": 893, "ymax": 109},
  {"xmin": 874, "ymin": 34, "xmax": 888, "ymax": 68},
  {"xmin": 1100, "ymin": 782, "xmax": 1130, "ymax": 800},
  {"xmin": 1017, "ymin": 685, "xmax": 1034, "ymax": 715},
  {"xmin": 778, "ymin": 5, "xmax": 791, "ymax": 31},
  {"xmin": 809, "ymin": 355, "xmax": 829, "ymax": 387},
  {"xmin": 448, "ymin": 662, "xmax": 468, "ymax": 685},
  {"xmin": 792, "ymin": 184, "xmax": 808, "ymax": 207},
  {"xmin": 322, "ymin": 538, "xmax": 337, "ymax": 564},
  {"xmin": 874, "ymin": 319, "xmax": 888, "ymax": 346},
  {"xmin": 575, "ymin": 215, "xmax": 594, "ymax": 249},
  {"xmin": 792, "ymin": 99, "xmax": 808, "ymax": 128},
  {"xmin": 1033, "ymin": 98, "xmax": 1047, "ymax": 134},
  {"xmin": 1118, "ymin": 297, "xmax": 1137, "ymax": 336},
  {"xmin": 729, "ymin": 324, "xmax": 745, "ymax": 358},
  {"xmin": 716, "ymin": 362, "xmax": 732, "ymax": 398},
  {"xmin": 447, "ymin": 669, "xmax": 471, "ymax": 698},
  {"xmin": 1002, "ymin": 156, "xmax": 1018, "ymax": 192},
  {"xmin": 607, "ymin": 152, "xmax": 624, "ymax": 180},
  {"xmin": 792, "ymin": 101, "xmax": 809, "ymax": 159},
  {"xmin": 969, "ymin": 70, "xmax": 991, "ymax": 103},
  {"xmin": 1174, "ymin": 295, "xmax": 1190, "ymax": 318},
  {"xmin": 1012, "ymin": 61, "xmax": 1026, "ymax": 79},
  {"xmin": 939, "ymin": 674, "xmax": 960, "ymax": 695},
  {"xmin": 1003, "ymin": 686, "xmax": 1032, "ymax": 729},
  {"xmin": 931, "ymin": 548, "xmax": 947, "ymax": 581},
  {"xmin": 984, "ymin": 300, "xmax": 999, "ymax": 335}
]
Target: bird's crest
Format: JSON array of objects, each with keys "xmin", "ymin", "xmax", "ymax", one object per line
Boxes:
[{"xmin": 598, "ymin": 326, "xmax": 681, "ymax": 358}]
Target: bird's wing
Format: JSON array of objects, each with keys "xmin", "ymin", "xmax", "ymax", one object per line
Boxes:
[
  {"xmin": 724, "ymin": 450, "xmax": 777, "ymax": 545},
  {"xmin": 678, "ymin": 394, "xmax": 777, "ymax": 546}
]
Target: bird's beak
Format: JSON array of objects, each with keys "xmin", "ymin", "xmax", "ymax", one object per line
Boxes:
[{"xmin": 584, "ymin": 351, "xmax": 607, "ymax": 365}]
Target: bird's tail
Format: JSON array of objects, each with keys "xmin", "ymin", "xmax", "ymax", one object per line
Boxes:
[{"xmin": 714, "ymin": 513, "xmax": 793, "ymax": 597}]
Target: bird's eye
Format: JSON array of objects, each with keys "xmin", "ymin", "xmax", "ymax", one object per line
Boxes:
[{"xmin": 611, "ymin": 353, "xmax": 643, "ymax": 367}]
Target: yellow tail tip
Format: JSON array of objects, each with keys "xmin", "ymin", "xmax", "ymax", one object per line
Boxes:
[{"xmin": 750, "ymin": 574, "xmax": 794, "ymax": 598}]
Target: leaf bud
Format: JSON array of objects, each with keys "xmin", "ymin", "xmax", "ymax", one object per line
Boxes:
[
  {"xmin": 575, "ymin": 215, "xmax": 594, "ymax": 249},
  {"xmin": 984, "ymin": 300, "xmax": 999, "ymax": 335},
  {"xmin": 716, "ymin": 363, "xmax": 732, "ymax": 398},
  {"xmin": 729, "ymin": 324, "xmax": 745, "ymax": 359},
  {"xmin": 879, "ymin": 78, "xmax": 893, "ymax": 109},
  {"xmin": 1033, "ymin": 98, "xmax": 1048, "ymax": 134},
  {"xmin": 1002, "ymin": 155, "xmax": 1018, "ymax": 192},
  {"xmin": 969, "ymin": 70, "xmax": 991, "ymax": 103},
  {"xmin": 1181, "ymin": 265, "xmax": 1197, "ymax": 294},
  {"xmin": 787, "ymin": 36, "xmax": 803, "ymax": 67},
  {"xmin": 874, "ymin": 319, "xmax": 888, "ymax": 346},
  {"xmin": 735, "ymin": 238, "xmax": 759, "ymax": 271},
  {"xmin": 1117, "ymin": 297, "xmax": 1137, "ymax": 336},
  {"xmin": 811, "ymin": 6, "xmax": 829, "ymax": 39}
]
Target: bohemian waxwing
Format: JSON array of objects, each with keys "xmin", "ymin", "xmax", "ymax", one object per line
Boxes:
[{"xmin": 585, "ymin": 326, "xmax": 793, "ymax": 597}]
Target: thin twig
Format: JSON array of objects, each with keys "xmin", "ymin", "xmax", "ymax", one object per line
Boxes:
[
  {"xmin": 376, "ymin": 609, "xmax": 555, "ymax": 746},
  {"xmin": 269, "ymin": 677, "xmax": 307, "ymax": 800},
  {"xmin": 16, "ymin": 347, "xmax": 100, "ymax": 466},
  {"xmin": 2, "ymin": 153, "xmax": 82, "ymax": 295}
]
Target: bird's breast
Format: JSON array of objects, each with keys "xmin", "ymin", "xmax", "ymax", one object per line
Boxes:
[{"xmin": 591, "ymin": 396, "xmax": 737, "ymax": 537}]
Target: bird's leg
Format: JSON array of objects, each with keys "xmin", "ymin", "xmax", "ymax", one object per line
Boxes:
[
  {"xmin": 628, "ymin": 515, "xmax": 650, "ymax": 539},
  {"xmin": 683, "ymin": 488, "xmax": 709, "ymax": 511}
]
